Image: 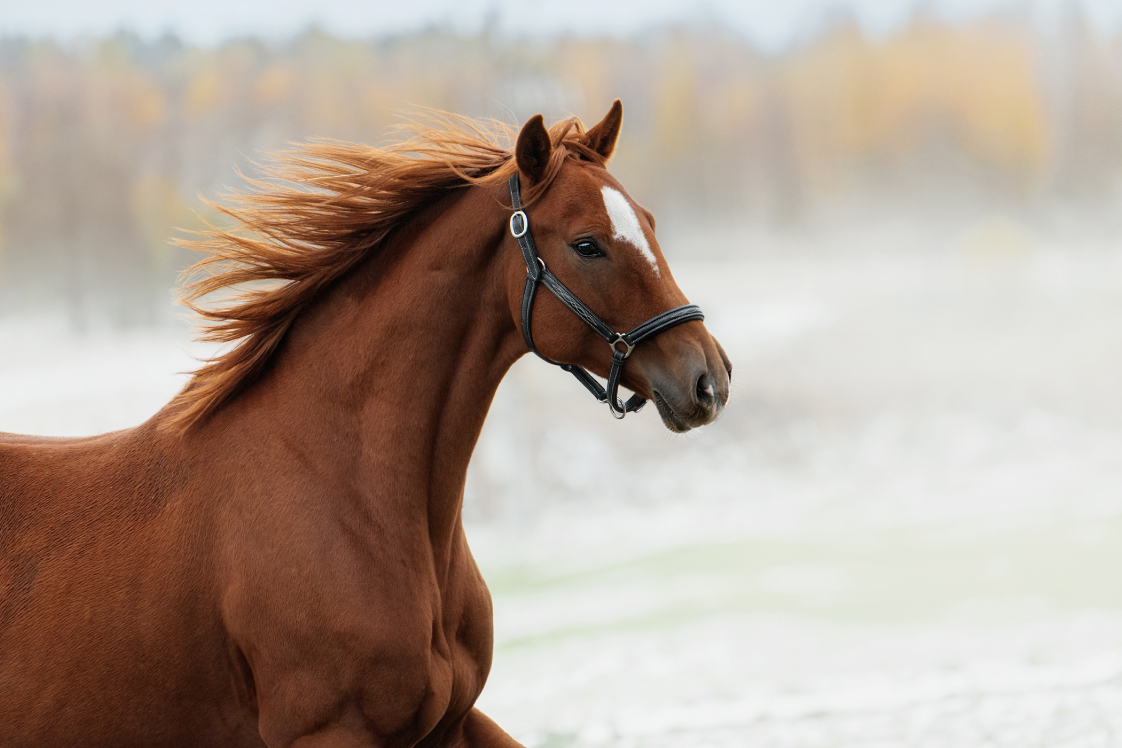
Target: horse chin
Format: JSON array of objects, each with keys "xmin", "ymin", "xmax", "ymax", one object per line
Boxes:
[{"xmin": 652, "ymin": 390, "xmax": 694, "ymax": 433}]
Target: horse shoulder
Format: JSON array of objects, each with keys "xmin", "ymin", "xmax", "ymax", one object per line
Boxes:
[{"xmin": 217, "ymin": 486, "xmax": 495, "ymax": 747}]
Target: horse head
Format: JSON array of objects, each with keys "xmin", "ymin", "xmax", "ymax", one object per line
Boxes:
[{"xmin": 503, "ymin": 101, "xmax": 732, "ymax": 432}]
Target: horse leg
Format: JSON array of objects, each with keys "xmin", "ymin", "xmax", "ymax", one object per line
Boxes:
[
  {"xmin": 452, "ymin": 709, "xmax": 526, "ymax": 748},
  {"xmin": 288, "ymin": 726, "xmax": 372, "ymax": 748},
  {"xmin": 274, "ymin": 709, "xmax": 523, "ymax": 748}
]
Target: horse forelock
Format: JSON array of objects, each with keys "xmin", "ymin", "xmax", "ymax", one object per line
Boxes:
[{"xmin": 164, "ymin": 112, "xmax": 605, "ymax": 433}]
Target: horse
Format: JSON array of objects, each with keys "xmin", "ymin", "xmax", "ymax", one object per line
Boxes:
[{"xmin": 0, "ymin": 101, "xmax": 731, "ymax": 748}]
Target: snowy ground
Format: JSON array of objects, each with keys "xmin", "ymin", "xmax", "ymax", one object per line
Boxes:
[{"xmin": 4, "ymin": 225, "xmax": 1122, "ymax": 746}]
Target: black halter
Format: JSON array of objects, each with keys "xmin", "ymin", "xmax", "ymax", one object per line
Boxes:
[{"xmin": 508, "ymin": 174, "xmax": 705, "ymax": 418}]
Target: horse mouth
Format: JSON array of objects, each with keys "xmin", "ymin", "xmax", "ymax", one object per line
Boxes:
[{"xmin": 652, "ymin": 390, "xmax": 692, "ymax": 433}]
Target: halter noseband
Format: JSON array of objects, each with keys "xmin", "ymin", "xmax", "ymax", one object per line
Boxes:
[{"xmin": 508, "ymin": 173, "xmax": 705, "ymax": 419}]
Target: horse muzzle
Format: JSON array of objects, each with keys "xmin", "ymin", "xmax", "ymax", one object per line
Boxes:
[{"xmin": 646, "ymin": 336, "xmax": 732, "ymax": 433}]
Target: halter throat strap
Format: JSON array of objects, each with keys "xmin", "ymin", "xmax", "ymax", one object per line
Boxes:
[{"xmin": 508, "ymin": 173, "xmax": 704, "ymax": 418}]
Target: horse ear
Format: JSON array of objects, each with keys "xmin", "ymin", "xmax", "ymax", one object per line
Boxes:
[
  {"xmin": 516, "ymin": 114, "xmax": 552, "ymax": 185},
  {"xmin": 585, "ymin": 99, "xmax": 623, "ymax": 161}
]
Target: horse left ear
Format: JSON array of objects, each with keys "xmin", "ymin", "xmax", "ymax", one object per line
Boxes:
[
  {"xmin": 516, "ymin": 114, "xmax": 553, "ymax": 185},
  {"xmin": 585, "ymin": 99, "xmax": 623, "ymax": 161}
]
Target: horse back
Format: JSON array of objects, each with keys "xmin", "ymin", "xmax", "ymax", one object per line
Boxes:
[
  {"xmin": 0, "ymin": 425, "xmax": 181, "ymax": 566},
  {"xmin": 0, "ymin": 425, "xmax": 257, "ymax": 747}
]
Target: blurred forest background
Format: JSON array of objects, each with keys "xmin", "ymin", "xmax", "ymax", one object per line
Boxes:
[{"xmin": 3, "ymin": 7, "xmax": 1122, "ymax": 325}]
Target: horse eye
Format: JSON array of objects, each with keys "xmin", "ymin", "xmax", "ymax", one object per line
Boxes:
[{"xmin": 571, "ymin": 240, "xmax": 603, "ymax": 259}]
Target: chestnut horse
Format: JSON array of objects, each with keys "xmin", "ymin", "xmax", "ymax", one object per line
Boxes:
[{"xmin": 0, "ymin": 102, "xmax": 730, "ymax": 747}]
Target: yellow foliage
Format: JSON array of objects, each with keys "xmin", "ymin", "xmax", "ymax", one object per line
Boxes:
[
  {"xmin": 89, "ymin": 69, "xmax": 166, "ymax": 133},
  {"xmin": 131, "ymin": 174, "xmax": 193, "ymax": 257},
  {"xmin": 186, "ymin": 68, "xmax": 230, "ymax": 117},
  {"xmin": 0, "ymin": 84, "xmax": 13, "ymax": 266},
  {"xmin": 786, "ymin": 20, "xmax": 1050, "ymax": 190},
  {"xmin": 653, "ymin": 39, "xmax": 698, "ymax": 159},
  {"xmin": 255, "ymin": 65, "xmax": 294, "ymax": 107}
]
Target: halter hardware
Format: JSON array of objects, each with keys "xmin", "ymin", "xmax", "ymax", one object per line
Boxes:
[
  {"xmin": 610, "ymin": 334, "xmax": 635, "ymax": 358},
  {"xmin": 510, "ymin": 211, "xmax": 529, "ymax": 238},
  {"xmin": 508, "ymin": 173, "xmax": 704, "ymax": 418}
]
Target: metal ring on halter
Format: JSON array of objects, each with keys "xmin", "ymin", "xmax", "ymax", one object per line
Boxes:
[
  {"xmin": 610, "ymin": 334, "xmax": 635, "ymax": 358},
  {"xmin": 510, "ymin": 211, "xmax": 529, "ymax": 238}
]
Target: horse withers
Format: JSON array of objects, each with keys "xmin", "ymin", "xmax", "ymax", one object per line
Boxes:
[{"xmin": 0, "ymin": 101, "xmax": 731, "ymax": 748}]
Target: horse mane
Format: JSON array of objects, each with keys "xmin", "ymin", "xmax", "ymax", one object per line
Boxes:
[{"xmin": 164, "ymin": 112, "xmax": 605, "ymax": 433}]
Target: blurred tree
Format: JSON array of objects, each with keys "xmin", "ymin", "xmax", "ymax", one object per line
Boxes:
[{"xmin": 0, "ymin": 17, "xmax": 1117, "ymax": 325}]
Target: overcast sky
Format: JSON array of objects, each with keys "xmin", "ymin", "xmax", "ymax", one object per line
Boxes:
[{"xmin": 3, "ymin": 0, "xmax": 1122, "ymax": 51}]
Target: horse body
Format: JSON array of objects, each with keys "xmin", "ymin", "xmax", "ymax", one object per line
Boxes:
[
  {"xmin": 0, "ymin": 424, "xmax": 253, "ymax": 746},
  {"xmin": 0, "ymin": 103, "xmax": 730, "ymax": 747},
  {"xmin": 2, "ymin": 186, "xmax": 514, "ymax": 747}
]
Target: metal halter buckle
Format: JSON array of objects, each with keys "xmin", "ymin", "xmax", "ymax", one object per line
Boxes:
[
  {"xmin": 510, "ymin": 210, "xmax": 529, "ymax": 238},
  {"xmin": 610, "ymin": 334, "xmax": 635, "ymax": 358}
]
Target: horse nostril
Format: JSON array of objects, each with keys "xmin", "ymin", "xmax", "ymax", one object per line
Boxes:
[{"xmin": 696, "ymin": 372, "xmax": 715, "ymax": 404}]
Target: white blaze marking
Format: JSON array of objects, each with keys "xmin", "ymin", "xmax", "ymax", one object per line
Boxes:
[{"xmin": 601, "ymin": 186, "xmax": 659, "ymax": 276}]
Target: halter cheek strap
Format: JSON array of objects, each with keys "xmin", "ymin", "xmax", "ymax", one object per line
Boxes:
[{"xmin": 509, "ymin": 173, "xmax": 705, "ymax": 418}]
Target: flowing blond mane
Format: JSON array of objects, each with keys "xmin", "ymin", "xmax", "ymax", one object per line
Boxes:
[{"xmin": 166, "ymin": 113, "xmax": 605, "ymax": 432}]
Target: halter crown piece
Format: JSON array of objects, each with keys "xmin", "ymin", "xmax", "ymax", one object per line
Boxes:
[{"xmin": 508, "ymin": 173, "xmax": 705, "ymax": 419}]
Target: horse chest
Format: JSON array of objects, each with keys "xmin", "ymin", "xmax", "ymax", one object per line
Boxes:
[
  {"xmin": 363, "ymin": 551, "xmax": 495, "ymax": 742},
  {"xmin": 232, "ymin": 529, "xmax": 494, "ymax": 746}
]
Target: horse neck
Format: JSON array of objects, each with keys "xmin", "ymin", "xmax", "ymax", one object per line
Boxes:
[{"xmin": 209, "ymin": 185, "xmax": 523, "ymax": 568}]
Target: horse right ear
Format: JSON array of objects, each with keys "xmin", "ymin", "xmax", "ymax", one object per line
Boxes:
[
  {"xmin": 516, "ymin": 114, "xmax": 552, "ymax": 185},
  {"xmin": 585, "ymin": 99, "xmax": 623, "ymax": 161}
]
